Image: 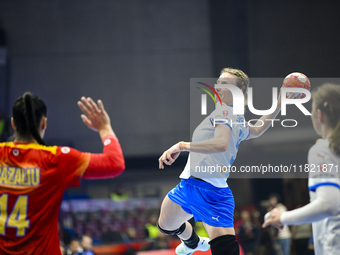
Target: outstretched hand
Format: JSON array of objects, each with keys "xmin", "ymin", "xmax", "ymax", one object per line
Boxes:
[
  {"xmin": 262, "ymin": 208, "xmax": 284, "ymax": 230},
  {"xmin": 158, "ymin": 143, "xmax": 182, "ymax": 169},
  {"xmin": 77, "ymin": 97, "xmax": 111, "ymax": 133}
]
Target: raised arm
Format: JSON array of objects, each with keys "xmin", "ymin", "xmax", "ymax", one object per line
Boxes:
[
  {"xmin": 77, "ymin": 97, "xmax": 125, "ymax": 179},
  {"xmin": 247, "ymin": 105, "xmax": 281, "ymax": 139},
  {"xmin": 247, "ymin": 88, "xmax": 287, "ymax": 139}
]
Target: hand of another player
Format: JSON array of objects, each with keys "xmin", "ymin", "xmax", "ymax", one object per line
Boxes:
[
  {"xmin": 262, "ymin": 208, "xmax": 284, "ymax": 230},
  {"xmin": 77, "ymin": 97, "xmax": 112, "ymax": 134},
  {"xmin": 158, "ymin": 143, "xmax": 182, "ymax": 169}
]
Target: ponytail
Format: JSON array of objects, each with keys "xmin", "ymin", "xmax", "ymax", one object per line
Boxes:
[
  {"xmin": 329, "ymin": 120, "xmax": 340, "ymax": 155},
  {"xmin": 12, "ymin": 92, "xmax": 47, "ymax": 145},
  {"xmin": 23, "ymin": 93, "xmax": 46, "ymax": 146}
]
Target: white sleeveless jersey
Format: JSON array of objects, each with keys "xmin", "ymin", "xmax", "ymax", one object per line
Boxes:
[
  {"xmin": 180, "ymin": 103, "xmax": 249, "ymax": 188},
  {"xmin": 308, "ymin": 139, "xmax": 340, "ymax": 255}
]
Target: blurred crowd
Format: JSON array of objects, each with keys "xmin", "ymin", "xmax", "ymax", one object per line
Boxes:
[
  {"xmin": 59, "ymin": 193, "xmax": 315, "ymax": 255},
  {"xmin": 58, "ymin": 208, "xmax": 174, "ymax": 255},
  {"xmin": 234, "ymin": 194, "xmax": 314, "ymax": 255}
]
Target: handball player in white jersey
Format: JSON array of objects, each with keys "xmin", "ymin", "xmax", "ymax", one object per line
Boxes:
[
  {"xmin": 263, "ymin": 83, "xmax": 340, "ymax": 255},
  {"xmin": 157, "ymin": 68, "xmax": 284, "ymax": 255}
]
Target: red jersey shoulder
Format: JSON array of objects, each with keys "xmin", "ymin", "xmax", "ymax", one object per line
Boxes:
[
  {"xmin": 56, "ymin": 146, "xmax": 83, "ymax": 158},
  {"xmin": 56, "ymin": 146, "xmax": 90, "ymax": 168}
]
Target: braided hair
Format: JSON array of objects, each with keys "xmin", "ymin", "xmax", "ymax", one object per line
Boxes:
[{"xmin": 220, "ymin": 67, "xmax": 249, "ymax": 106}]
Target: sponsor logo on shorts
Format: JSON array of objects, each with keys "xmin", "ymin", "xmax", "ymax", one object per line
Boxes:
[{"xmin": 212, "ymin": 216, "xmax": 220, "ymax": 222}]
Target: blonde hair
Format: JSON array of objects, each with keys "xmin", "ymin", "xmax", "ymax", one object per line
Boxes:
[
  {"xmin": 312, "ymin": 83, "xmax": 340, "ymax": 155},
  {"xmin": 220, "ymin": 67, "xmax": 249, "ymax": 105}
]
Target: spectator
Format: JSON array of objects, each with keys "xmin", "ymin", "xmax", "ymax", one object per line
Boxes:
[
  {"xmin": 238, "ymin": 210, "xmax": 258, "ymax": 255},
  {"xmin": 101, "ymin": 224, "xmax": 123, "ymax": 244},
  {"xmin": 307, "ymin": 234, "xmax": 314, "ymax": 255},
  {"xmin": 111, "ymin": 186, "xmax": 129, "ymax": 201},
  {"xmin": 66, "ymin": 239, "xmax": 82, "ymax": 255},
  {"xmin": 123, "ymin": 227, "xmax": 138, "ymax": 243},
  {"xmin": 60, "ymin": 245, "xmax": 65, "ymax": 255},
  {"xmin": 82, "ymin": 235, "xmax": 95, "ymax": 255},
  {"xmin": 256, "ymin": 200, "xmax": 279, "ymax": 255},
  {"xmin": 291, "ymin": 210, "xmax": 312, "ymax": 255},
  {"xmin": 151, "ymin": 232, "xmax": 170, "ymax": 250},
  {"xmin": 59, "ymin": 223, "xmax": 73, "ymax": 247},
  {"xmin": 144, "ymin": 214, "xmax": 159, "ymax": 240},
  {"xmin": 269, "ymin": 194, "xmax": 292, "ymax": 255}
]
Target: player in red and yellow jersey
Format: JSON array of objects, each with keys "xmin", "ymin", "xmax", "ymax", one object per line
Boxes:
[{"xmin": 0, "ymin": 92, "xmax": 125, "ymax": 254}]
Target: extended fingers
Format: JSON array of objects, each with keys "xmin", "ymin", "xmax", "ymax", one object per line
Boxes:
[
  {"xmin": 87, "ymin": 97, "xmax": 100, "ymax": 112},
  {"xmin": 78, "ymin": 96, "xmax": 102, "ymax": 116},
  {"xmin": 97, "ymin": 99, "xmax": 105, "ymax": 112},
  {"xmin": 82, "ymin": 96, "xmax": 94, "ymax": 112},
  {"xmin": 81, "ymin": 114, "xmax": 92, "ymax": 127},
  {"xmin": 78, "ymin": 99, "xmax": 91, "ymax": 116}
]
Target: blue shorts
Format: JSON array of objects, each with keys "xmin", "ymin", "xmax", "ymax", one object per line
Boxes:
[{"xmin": 168, "ymin": 178, "xmax": 235, "ymax": 227}]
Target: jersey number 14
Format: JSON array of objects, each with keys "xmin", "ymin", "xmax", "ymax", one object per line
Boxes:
[{"xmin": 0, "ymin": 194, "xmax": 30, "ymax": 236}]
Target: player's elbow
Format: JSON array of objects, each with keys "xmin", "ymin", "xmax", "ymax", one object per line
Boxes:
[
  {"xmin": 220, "ymin": 144, "xmax": 229, "ymax": 152},
  {"xmin": 218, "ymin": 140, "xmax": 229, "ymax": 152},
  {"xmin": 253, "ymin": 129, "xmax": 263, "ymax": 139},
  {"xmin": 111, "ymin": 157, "xmax": 126, "ymax": 176},
  {"xmin": 248, "ymin": 127, "xmax": 263, "ymax": 140},
  {"xmin": 116, "ymin": 158, "xmax": 126, "ymax": 173},
  {"xmin": 102, "ymin": 155, "xmax": 125, "ymax": 178}
]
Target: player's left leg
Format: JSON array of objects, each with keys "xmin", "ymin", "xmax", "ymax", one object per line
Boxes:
[
  {"xmin": 158, "ymin": 195, "xmax": 210, "ymax": 254},
  {"xmin": 203, "ymin": 223, "xmax": 239, "ymax": 255}
]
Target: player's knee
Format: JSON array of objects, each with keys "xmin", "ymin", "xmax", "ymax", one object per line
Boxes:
[
  {"xmin": 209, "ymin": 235, "xmax": 239, "ymax": 255},
  {"xmin": 157, "ymin": 221, "xmax": 186, "ymax": 236}
]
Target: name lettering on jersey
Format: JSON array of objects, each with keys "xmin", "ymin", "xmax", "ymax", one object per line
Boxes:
[{"xmin": 0, "ymin": 167, "xmax": 40, "ymax": 187}]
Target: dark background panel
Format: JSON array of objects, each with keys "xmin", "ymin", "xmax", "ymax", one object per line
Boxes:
[{"xmin": 0, "ymin": 0, "xmax": 339, "ymax": 204}]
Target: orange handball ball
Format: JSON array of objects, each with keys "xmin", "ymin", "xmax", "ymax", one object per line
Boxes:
[{"xmin": 283, "ymin": 72, "xmax": 311, "ymax": 98}]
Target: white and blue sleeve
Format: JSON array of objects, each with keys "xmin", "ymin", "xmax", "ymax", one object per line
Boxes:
[
  {"xmin": 209, "ymin": 104, "xmax": 232, "ymax": 130},
  {"xmin": 308, "ymin": 143, "xmax": 340, "ymax": 191}
]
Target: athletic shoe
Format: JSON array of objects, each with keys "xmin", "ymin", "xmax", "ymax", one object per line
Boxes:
[{"xmin": 175, "ymin": 236, "xmax": 210, "ymax": 255}]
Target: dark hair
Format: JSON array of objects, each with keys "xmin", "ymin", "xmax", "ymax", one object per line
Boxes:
[
  {"xmin": 312, "ymin": 83, "xmax": 340, "ymax": 155},
  {"xmin": 12, "ymin": 92, "xmax": 47, "ymax": 145}
]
